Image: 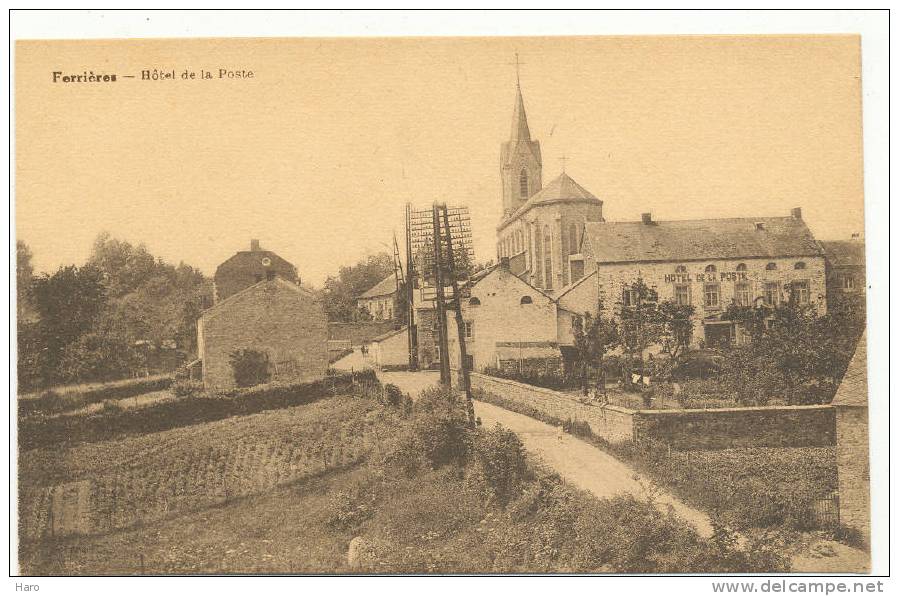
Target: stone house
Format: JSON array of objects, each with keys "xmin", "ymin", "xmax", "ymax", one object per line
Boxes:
[
  {"xmin": 578, "ymin": 209, "xmax": 827, "ymax": 349},
  {"xmin": 819, "ymin": 237, "xmax": 866, "ymax": 307},
  {"xmin": 214, "ymin": 239, "xmax": 299, "ymax": 303},
  {"xmin": 365, "ymin": 326, "xmax": 409, "ymax": 371},
  {"xmin": 831, "ymin": 331, "xmax": 869, "ymax": 543},
  {"xmin": 197, "ymin": 277, "xmax": 328, "ymax": 391},
  {"xmin": 356, "ymin": 274, "xmax": 398, "ymax": 321},
  {"xmin": 447, "ymin": 261, "xmax": 559, "ymax": 373}
]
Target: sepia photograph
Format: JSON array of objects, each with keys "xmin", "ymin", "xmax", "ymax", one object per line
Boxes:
[{"xmin": 9, "ymin": 9, "xmax": 889, "ymax": 584}]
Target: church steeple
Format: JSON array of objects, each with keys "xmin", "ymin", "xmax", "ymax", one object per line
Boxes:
[
  {"xmin": 500, "ymin": 55, "xmax": 542, "ymax": 218},
  {"xmin": 510, "ymin": 81, "xmax": 531, "ymax": 142}
]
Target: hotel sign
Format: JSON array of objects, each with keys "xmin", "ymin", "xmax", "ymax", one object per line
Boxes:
[{"xmin": 664, "ymin": 271, "xmax": 749, "ymax": 283}]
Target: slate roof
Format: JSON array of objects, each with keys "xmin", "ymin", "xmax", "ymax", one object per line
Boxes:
[
  {"xmin": 819, "ymin": 240, "xmax": 866, "ymax": 268},
  {"xmin": 370, "ymin": 326, "xmax": 406, "ymax": 343},
  {"xmin": 500, "ymin": 172, "xmax": 602, "ymax": 229},
  {"xmin": 358, "ymin": 275, "xmax": 398, "ymax": 299},
  {"xmin": 831, "ymin": 331, "xmax": 868, "ymax": 407},
  {"xmin": 583, "ymin": 215, "xmax": 824, "ymax": 264},
  {"xmin": 202, "ymin": 277, "xmax": 313, "ymax": 321}
]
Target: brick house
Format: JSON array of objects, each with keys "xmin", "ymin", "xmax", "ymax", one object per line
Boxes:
[
  {"xmin": 577, "ymin": 209, "xmax": 827, "ymax": 349},
  {"xmin": 197, "ymin": 277, "xmax": 328, "ymax": 390},
  {"xmin": 831, "ymin": 331, "xmax": 869, "ymax": 543},
  {"xmin": 214, "ymin": 239, "xmax": 299, "ymax": 303}
]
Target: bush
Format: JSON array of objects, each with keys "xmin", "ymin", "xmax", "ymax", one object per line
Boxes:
[
  {"xmin": 467, "ymin": 424, "xmax": 530, "ymax": 506},
  {"xmin": 562, "ymin": 418, "xmax": 593, "ymax": 439},
  {"xmin": 229, "ymin": 349, "xmax": 271, "ymax": 388},
  {"xmin": 172, "ymin": 379, "xmax": 203, "ymax": 398}
]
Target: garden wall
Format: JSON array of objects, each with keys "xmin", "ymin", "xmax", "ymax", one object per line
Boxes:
[
  {"xmin": 470, "ymin": 373, "xmax": 635, "ymax": 445},
  {"xmin": 470, "ymin": 373, "xmax": 836, "ymax": 451}
]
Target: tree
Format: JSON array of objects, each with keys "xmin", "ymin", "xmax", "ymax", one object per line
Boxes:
[
  {"xmin": 657, "ymin": 300, "xmax": 696, "ymax": 361},
  {"xmin": 16, "ymin": 241, "xmax": 35, "ymax": 321},
  {"xmin": 721, "ymin": 302, "xmax": 863, "ymax": 405},
  {"xmin": 571, "ymin": 301, "xmax": 619, "ymax": 390},
  {"xmin": 322, "ymin": 252, "xmax": 394, "ymax": 322},
  {"xmin": 617, "ymin": 279, "xmax": 666, "ymax": 386}
]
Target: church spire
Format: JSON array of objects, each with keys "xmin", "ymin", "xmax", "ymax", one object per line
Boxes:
[{"xmin": 510, "ymin": 54, "xmax": 531, "ymax": 142}]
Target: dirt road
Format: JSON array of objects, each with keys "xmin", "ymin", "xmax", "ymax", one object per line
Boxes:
[{"xmin": 374, "ymin": 370, "xmax": 713, "ymax": 537}]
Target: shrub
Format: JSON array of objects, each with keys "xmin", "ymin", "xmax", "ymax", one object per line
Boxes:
[
  {"xmin": 229, "ymin": 349, "xmax": 271, "ymax": 388},
  {"xmin": 383, "ymin": 383, "xmax": 406, "ymax": 407},
  {"xmin": 172, "ymin": 379, "xmax": 203, "ymax": 398},
  {"xmin": 19, "ymin": 375, "xmax": 174, "ymax": 416},
  {"xmin": 562, "ymin": 418, "xmax": 593, "ymax": 439},
  {"xmin": 467, "ymin": 424, "xmax": 530, "ymax": 506}
]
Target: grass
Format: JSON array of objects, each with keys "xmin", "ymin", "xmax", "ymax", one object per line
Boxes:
[{"xmin": 19, "ymin": 383, "xmax": 793, "ymax": 574}]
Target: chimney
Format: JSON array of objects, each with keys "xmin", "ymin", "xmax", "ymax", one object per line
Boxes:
[
  {"xmin": 641, "ymin": 212, "xmax": 652, "ymax": 225},
  {"xmin": 791, "ymin": 207, "xmax": 802, "ymax": 220},
  {"xmin": 250, "ymin": 239, "xmax": 260, "ymax": 252}
]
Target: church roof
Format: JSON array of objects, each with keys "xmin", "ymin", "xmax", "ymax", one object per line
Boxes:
[
  {"xmin": 583, "ymin": 214, "xmax": 824, "ymax": 264},
  {"xmin": 831, "ymin": 331, "xmax": 867, "ymax": 407},
  {"xmin": 510, "ymin": 83, "xmax": 531, "ymax": 142},
  {"xmin": 358, "ymin": 275, "xmax": 398, "ymax": 299},
  {"xmin": 500, "ymin": 172, "xmax": 602, "ymax": 229}
]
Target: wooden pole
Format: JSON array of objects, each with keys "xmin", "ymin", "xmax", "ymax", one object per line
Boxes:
[
  {"xmin": 440, "ymin": 205, "xmax": 476, "ymax": 426},
  {"xmin": 405, "ymin": 203, "xmax": 419, "ymax": 370},
  {"xmin": 432, "ymin": 204, "xmax": 451, "ymax": 387}
]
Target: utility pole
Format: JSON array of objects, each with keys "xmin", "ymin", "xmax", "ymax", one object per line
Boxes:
[
  {"xmin": 432, "ymin": 204, "xmax": 451, "ymax": 387},
  {"xmin": 404, "ymin": 203, "xmax": 418, "ymax": 370},
  {"xmin": 439, "ymin": 204, "xmax": 476, "ymax": 426}
]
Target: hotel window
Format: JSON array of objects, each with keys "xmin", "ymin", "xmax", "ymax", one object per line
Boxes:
[
  {"xmin": 736, "ymin": 263, "xmax": 747, "ymax": 272},
  {"xmin": 464, "ymin": 321, "xmax": 474, "ymax": 340},
  {"xmin": 705, "ymin": 264, "xmax": 717, "ymax": 274},
  {"xmin": 735, "ymin": 282, "xmax": 752, "ymax": 307},
  {"xmin": 794, "ymin": 261, "xmax": 806, "ymax": 270},
  {"xmin": 704, "ymin": 283, "xmax": 720, "ymax": 309},
  {"xmin": 676, "ymin": 265, "xmax": 687, "ymax": 273},
  {"xmin": 791, "ymin": 281, "xmax": 810, "ymax": 305},
  {"xmin": 766, "ymin": 262, "xmax": 778, "ymax": 271},
  {"xmin": 764, "ymin": 282, "xmax": 780, "ymax": 306},
  {"xmin": 675, "ymin": 284, "xmax": 690, "ymax": 306},
  {"xmin": 622, "ymin": 288, "xmax": 639, "ymax": 308},
  {"xmin": 520, "ymin": 295, "xmax": 533, "ymax": 305},
  {"xmin": 842, "ymin": 275, "xmax": 855, "ymax": 290}
]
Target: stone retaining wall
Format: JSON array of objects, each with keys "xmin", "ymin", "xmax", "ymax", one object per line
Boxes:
[{"xmin": 471, "ymin": 373, "xmax": 836, "ymax": 450}]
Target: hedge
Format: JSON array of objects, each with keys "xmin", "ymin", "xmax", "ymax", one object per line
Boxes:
[
  {"xmin": 18, "ymin": 374, "xmax": 174, "ymax": 417},
  {"xmin": 18, "ymin": 370, "xmax": 378, "ymax": 451}
]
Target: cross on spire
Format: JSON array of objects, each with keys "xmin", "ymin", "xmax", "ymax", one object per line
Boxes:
[{"xmin": 508, "ymin": 52, "xmax": 525, "ymax": 87}]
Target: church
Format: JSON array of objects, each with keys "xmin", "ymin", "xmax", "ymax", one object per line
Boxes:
[{"xmin": 495, "ymin": 74, "xmax": 603, "ymax": 293}]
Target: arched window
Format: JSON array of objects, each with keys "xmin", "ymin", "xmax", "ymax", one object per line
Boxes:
[
  {"xmin": 519, "ymin": 169, "xmax": 529, "ymax": 198},
  {"xmin": 736, "ymin": 263, "xmax": 747, "ymax": 272},
  {"xmin": 676, "ymin": 265, "xmax": 687, "ymax": 273},
  {"xmin": 569, "ymin": 223, "xmax": 579, "ymax": 254},
  {"xmin": 766, "ymin": 262, "xmax": 777, "ymax": 271},
  {"xmin": 469, "ymin": 297, "xmax": 481, "ymax": 306},
  {"xmin": 543, "ymin": 225, "xmax": 553, "ymax": 290},
  {"xmin": 705, "ymin": 264, "xmax": 717, "ymax": 274},
  {"xmin": 520, "ymin": 295, "xmax": 533, "ymax": 305},
  {"xmin": 794, "ymin": 261, "xmax": 806, "ymax": 270}
]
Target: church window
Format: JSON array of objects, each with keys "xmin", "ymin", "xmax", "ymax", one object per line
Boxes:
[
  {"xmin": 519, "ymin": 169, "xmax": 529, "ymax": 198},
  {"xmin": 520, "ymin": 295, "xmax": 533, "ymax": 305},
  {"xmin": 543, "ymin": 226, "xmax": 553, "ymax": 290},
  {"xmin": 569, "ymin": 223, "xmax": 579, "ymax": 254},
  {"xmin": 533, "ymin": 229, "xmax": 543, "ymax": 287}
]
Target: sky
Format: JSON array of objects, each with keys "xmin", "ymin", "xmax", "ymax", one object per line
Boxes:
[{"xmin": 15, "ymin": 35, "xmax": 863, "ymax": 286}]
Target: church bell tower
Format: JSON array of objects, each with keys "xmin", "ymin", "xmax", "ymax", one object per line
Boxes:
[{"xmin": 500, "ymin": 59, "xmax": 542, "ymax": 218}]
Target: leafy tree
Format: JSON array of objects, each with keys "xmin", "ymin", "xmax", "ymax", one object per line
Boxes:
[
  {"xmin": 571, "ymin": 301, "xmax": 619, "ymax": 389},
  {"xmin": 617, "ymin": 279, "xmax": 666, "ymax": 385},
  {"xmin": 16, "ymin": 241, "xmax": 35, "ymax": 321},
  {"xmin": 322, "ymin": 252, "xmax": 394, "ymax": 322},
  {"xmin": 657, "ymin": 300, "xmax": 696, "ymax": 361}
]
